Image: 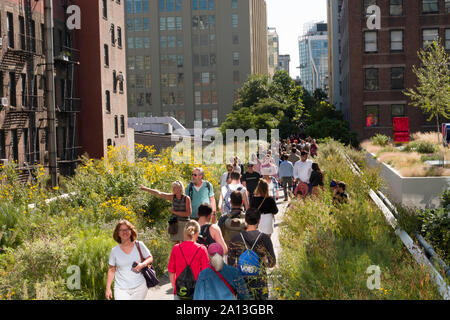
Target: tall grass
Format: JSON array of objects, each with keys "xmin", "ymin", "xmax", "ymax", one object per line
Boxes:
[{"xmin": 272, "ymin": 140, "xmax": 441, "ymax": 300}]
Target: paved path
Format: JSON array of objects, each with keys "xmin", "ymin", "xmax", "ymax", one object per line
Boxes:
[{"xmin": 146, "ymin": 195, "xmax": 289, "ymax": 300}]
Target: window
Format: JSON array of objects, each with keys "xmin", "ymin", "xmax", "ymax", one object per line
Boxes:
[
  {"xmin": 364, "ymin": 31, "xmax": 377, "ymax": 52},
  {"xmin": 193, "ymin": 0, "xmax": 199, "ymax": 10},
  {"xmin": 104, "ymin": 44, "xmax": 109, "ymax": 66},
  {"xmin": 423, "ymin": 29, "xmax": 439, "ymax": 48},
  {"xmin": 102, "ymin": 0, "xmax": 108, "ymax": 18},
  {"xmin": 12, "ymin": 129, "xmax": 18, "ymax": 162},
  {"xmin": 177, "ymin": 55, "xmax": 183, "ymax": 67},
  {"xmin": 445, "ymin": 29, "xmax": 450, "ymax": 50},
  {"xmin": 144, "ymin": 37, "xmax": 150, "ymax": 48},
  {"xmin": 210, "ymin": 53, "xmax": 216, "ymax": 65},
  {"xmin": 107, "ymin": 139, "xmax": 112, "ymax": 147},
  {"xmin": 143, "ymin": 0, "xmax": 149, "ymax": 13},
  {"xmin": 233, "ymin": 70, "xmax": 240, "ymax": 84},
  {"xmin": 134, "ymin": 0, "xmax": 141, "ymax": 13},
  {"xmin": 194, "ymin": 73, "xmax": 200, "ymax": 86},
  {"xmin": 200, "ymin": 54, "xmax": 209, "ymax": 66},
  {"xmin": 202, "ymin": 91, "xmax": 210, "ymax": 104},
  {"xmin": 391, "ymin": 67, "xmax": 404, "ymax": 89},
  {"xmin": 136, "ymin": 56, "xmax": 144, "ymax": 70},
  {"xmin": 160, "ymin": 36, "xmax": 167, "ymax": 48},
  {"xmin": 128, "ymin": 37, "xmax": 134, "ymax": 49},
  {"xmin": 392, "ymin": 104, "xmax": 405, "ymax": 118},
  {"xmin": 233, "ymin": 52, "xmax": 239, "ymax": 65},
  {"xmin": 117, "ymin": 27, "xmax": 122, "ymax": 47},
  {"xmin": 145, "ymin": 56, "xmax": 151, "ymax": 69},
  {"xmin": 176, "ymin": 17, "xmax": 182, "ymax": 30},
  {"xmin": 111, "ymin": 24, "xmax": 115, "ymax": 45},
  {"xmin": 146, "ymin": 92, "xmax": 152, "ymax": 105},
  {"xmin": 232, "ymin": 0, "xmax": 238, "ymax": 9},
  {"xmin": 167, "ymin": 0, "xmax": 175, "ymax": 11},
  {"xmin": 212, "ymin": 109, "xmax": 218, "ymax": 126},
  {"xmin": 135, "ymin": 18, "xmax": 143, "ymax": 32},
  {"xmin": 105, "ymin": 91, "xmax": 111, "ymax": 113},
  {"xmin": 114, "ymin": 116, "xmax": 119, "ymax": 137},
  {"xmin": 199, "ymin": 0, "xmax": 207, "ymax": 10},
  {"xmin": 364, "ymin": 0, "xmax": 376, "ymax": 15},
  {"xmin": 177, "ymin": 73, "xmax": 184, "ymax": 86},
  {"xmin": 9, "ymin": 72, "xmax": 16, "ymax": 107},
  {"xmin": 168, "ymin": 36, "xmax": 176, "ymax": 48},
  {"xmin": 19, "ymin": 16, "xmax": 25, "ymax": 50},
  {"xmin": 145, "ymin": 74, "xmax": 151, "ymax": 88},
  {"xmin": 177, "ymin": 35, "xmax": 183, "ymax": 47},
  {"xmin": 160, "ymin": 17, "xmax": 166, "ymax": 31},
  {"xmin": 0, "ymin": 130, "xmax": 5, "ymax": 159},
  {"xmin": 126, "ymin": 0, "xmax": 133, "ymax": 13},
  {"xmin": 422, "ymin": 0, "xmax": 438, "ymax": 13},
  {"xmin": 126, "ymin": 19, "xmax": 133, "ymax": 32},
  {"xmin": 113, "ymin": 70, "xmax": 117, "ymax": 92},
  {"xmin": 390, "ymin": 30, "xmax": 403, "ymax": 51},
  {"xmin": 176, "ymin": 0, "xmax": 182, "ymax": 11},
  {"xmin": 135, "ymin": 37, "xmax": 143, "ymax": 48},
  {"xmin": 366, "ymin": 105, "xmax": 379, "ymax": 127},
  {"xmin": 195, "ymin": 110, "xmax": 201, "ymax": 121},
  {"xmin": 232, "ymin": 14, "xmax": 238, "ymax": 28},
  {"xmin": 195, "ymin": 91, "xmax": 201, "ymax": 105},
  {"xmin": 143, "ymin": 18, "xmax": 150, "ymax": 31},
  {"xmin": 232, "ymin": 34, "xmax": 239, "ymax": 44},
  {"xmin": 211, "ymin": 91, "xmax": 217, "ymax": 104},
  {"xmin": 446, "ymin": 0, "xmax": 450, "ymax": 13},
  {"xmin": 21, "ymin": 74, "xmax": 26, "ymax": 107},
  {"xmin": 120, "ymin": 115, "xmax": 125, "ymax": 135},
  {"xmin": 365, "ymin": 68, "xmax": 378, "ymax": 90},
  {"xmin": 209, "ymin": 0, "xmax": 215, "ymax": 10},
  {"xmin": 390, "ymin": 0, "xmax": 402, "ymax": 16},
  {"xmin": 201, "ymin": 72, "xmax": 210, "ymax": 86},
  {"xmin": 167, "ymin": 17, "xmax": 175, "ymax": 31},
  {"xmin": 127, "ymin": 56, "xmax": 135, "ymax": 70},
  {"xmin": 7, "ymin": 12, "xmax": 14, "ymax": 48},
  {"xmin": 119, "ymin": 77, "xmax": 124, "ymax": 93}
]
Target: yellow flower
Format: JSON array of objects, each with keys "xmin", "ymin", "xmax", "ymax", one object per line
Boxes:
[{"xmin": 296, "ymin": 291, "xmax": 300, "ymax": 297}]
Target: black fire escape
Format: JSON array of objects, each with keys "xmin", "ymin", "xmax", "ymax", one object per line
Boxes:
[{"xmin": 0, "ymin": 0, "xmax": 45, "ymax": 182}]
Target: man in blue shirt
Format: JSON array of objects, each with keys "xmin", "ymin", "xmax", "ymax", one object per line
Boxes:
[
  {"xmin": 194, "ymin": 243, "xmax": 250, "ymax": 300},
  {"xmin": 186, "ymin": 167, "xmax": 216, "ymax": 221},
  {"xmin": 278, "ymin": 153, "xmax": 294, "ymax": 201}
]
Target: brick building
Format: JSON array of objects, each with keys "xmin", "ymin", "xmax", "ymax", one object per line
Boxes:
[
  {"xmin": 0, "ymin": 0, "xmax": 129, "ymax": 180},
  {"xmin": 331, "ymin": 0, "xmax": 450, "ymax": 140}
]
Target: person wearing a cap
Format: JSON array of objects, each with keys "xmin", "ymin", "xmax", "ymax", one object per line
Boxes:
[
  {"xmin": 193, "ymin": 243, "xmax": 250, "ymax": 300},
  {"xmin": 241, "ymin": 162, "xmax": 261, "ymax": 201}
]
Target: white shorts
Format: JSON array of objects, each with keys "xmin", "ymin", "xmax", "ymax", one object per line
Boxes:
[
  {"xmin": 258, "ymin": 213, "xmax": 274, "ymax": 235},
  {"xmin": 114, "ymin": 281, "xmax": 148, "ymax": 300}
]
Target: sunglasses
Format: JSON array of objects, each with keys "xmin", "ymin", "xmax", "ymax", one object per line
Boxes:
[{"xmin": 192, "ymin": 174, "xmax": 198, "ymax": 177}]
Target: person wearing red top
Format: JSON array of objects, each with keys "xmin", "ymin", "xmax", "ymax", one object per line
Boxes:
[{"xmin": 168, "ymin": 220, "xmax": 210, "ymax": 299}]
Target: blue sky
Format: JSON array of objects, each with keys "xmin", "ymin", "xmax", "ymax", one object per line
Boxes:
[{"xmin": 266, "ymin": 0, "xmax": 327, "ymax": 79}]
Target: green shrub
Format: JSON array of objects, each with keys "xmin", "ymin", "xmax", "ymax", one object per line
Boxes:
[
  {"xmin": 421, "ymin": 207, "xmax": 450, "ymax": 264},
  {"xmin": 404, "ymin": 141, "xmax": 438, "ymax": 154},
  {"xmin": 370, "ymin": 134, "xmax": 391, "ymax": 147}
]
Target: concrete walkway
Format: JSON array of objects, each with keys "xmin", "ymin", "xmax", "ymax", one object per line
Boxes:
[{"xmin": 146, "ymin": 195, "xmax": 289, "ymax": 300}]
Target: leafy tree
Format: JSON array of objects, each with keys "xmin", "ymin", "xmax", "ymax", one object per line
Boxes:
[{"xmin": 404, "ymin": 40, "xmax": 450, "ymax": 142}]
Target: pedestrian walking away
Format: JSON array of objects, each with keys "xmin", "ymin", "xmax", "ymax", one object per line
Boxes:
[
  {"xmin": 194, "ymin": 243, "xmax": 251, "ymax": 300},
  {"xmin": 140, "ymin": 181, "xmax": 191, "ymax": 243},
  {"xmin": 218, "ymin": 171, "xmax": 249, "ymax": 214},
  {"xmin": 106, "ymin": 220, "xmax": 153, "ymax": 300},
  {"xmin": 168, "ymin": 220, "xmax": 210, "ymax": 300},
  {"xmin": 228, "ymin": 209, "xmax": 276, "ymax": 300},
  {"xmin": 278, "ymin": 153, "xmax": 294, "ymax": 201},
  {"xmin": 197, "ymin": 203, "xmax": 228, "ymax": 254},
  {"xmin": 250, "ymin": 179, "xmax": 278, "ymax": 238}
]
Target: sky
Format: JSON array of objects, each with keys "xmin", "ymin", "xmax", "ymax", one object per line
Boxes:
[{"xmin": 266, "ymin": 0, "xmax": 328, "ymax": 79}]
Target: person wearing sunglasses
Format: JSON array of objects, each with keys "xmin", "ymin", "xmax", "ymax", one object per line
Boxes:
[{"xmin": 186, "ymin": 167, "xmax": 216, "ymax": 222}]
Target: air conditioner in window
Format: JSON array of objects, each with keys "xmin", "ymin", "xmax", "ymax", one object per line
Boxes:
[{"xmin": 0, "ymin": 97, "xmax": 8, "ymax": 107}]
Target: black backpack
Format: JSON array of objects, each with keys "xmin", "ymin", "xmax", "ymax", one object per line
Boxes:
[{"xmin": 175, "ymin": 246, "xmax": 201, "ymax": 300}]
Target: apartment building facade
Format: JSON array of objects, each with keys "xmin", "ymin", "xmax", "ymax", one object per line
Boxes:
[
  {"xmin": 0, "ymin": 0, "xmax": 82, "ymax": 177},
  {"xmin": 125, "ymin": 0, "xmax": 268, "ymax": 128},
  {"xmin": 267, "ymin": 26, "xmax": 278, "ymax": 77},
  {"xmin": 74, "ymin": 0, "xmax": 129, "ymax": 159},
  {"xmin": 336, "ymin": 0, "xmax": 450, "ymax": 140},
  {"xmin": 277, "ymin": 54, "xmax": 290, "ymax": 74}
]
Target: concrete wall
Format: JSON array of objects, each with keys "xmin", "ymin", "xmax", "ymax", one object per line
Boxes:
[{"xmin": 365, "ymin": 152, "xmax": 450, "ymax": 209}]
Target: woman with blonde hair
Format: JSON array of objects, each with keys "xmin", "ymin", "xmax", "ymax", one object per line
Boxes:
[
  {"xmin": 250, "ymin": 179, "xmax": 279, "ymax": 238},
  {"xmin": 167, "ymin": 220, "xmax": 209, "ymax": 300},
  {"xmin": 106, "ymin": 220, "xmax": 153, "ymax": 300},
  {"xmin": 140, "ymin": 181, "xmax": 191, "ymax": 243}
]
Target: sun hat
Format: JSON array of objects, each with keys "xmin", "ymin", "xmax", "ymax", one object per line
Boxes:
[{"xmin": 207, "ymin": 243, "xmax": 224, "ymax": 256}]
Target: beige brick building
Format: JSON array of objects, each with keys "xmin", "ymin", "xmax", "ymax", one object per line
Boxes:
[{"xmin": 125, "ymin": 0, "xmax": 268, "ymax": 128}]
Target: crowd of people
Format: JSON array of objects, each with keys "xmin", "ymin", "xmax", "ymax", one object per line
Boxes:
[{"xmin": 106, "ymin": 137, "xmax": 349, "ymax": 301}]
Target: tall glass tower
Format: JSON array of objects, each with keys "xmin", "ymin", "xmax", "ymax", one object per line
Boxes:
[{"xmin": 298, "ymin": 22, "xmax": 328, "ymax": 94}]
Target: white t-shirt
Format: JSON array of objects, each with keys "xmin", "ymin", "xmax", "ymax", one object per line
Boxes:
[
  {"xmin": 221, "ymin": 183, "xmax": 247, "ymax": 212},
  {"xmin": 108, "ymin": 241, "xmax": 151, "ymax": 289},
  {"xmin": 293, "ymin": 159, "xmax": 313, "ymax": 183}
]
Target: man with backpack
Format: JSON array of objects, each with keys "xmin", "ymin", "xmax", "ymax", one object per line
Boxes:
[
  {"xmin": 218, "ymin": 191, "xmax": 247, "ymax": 247},
  {"xmin": 186, "ymin": 167, "xmax": 216, "ymax": 222},
  {"xmin": 218, "ymin": 171, "xmax": 249, "ymax": 215},
  {"xmin": 227, "ymin": 208, "xmax": 276, "ymax": 300}
]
